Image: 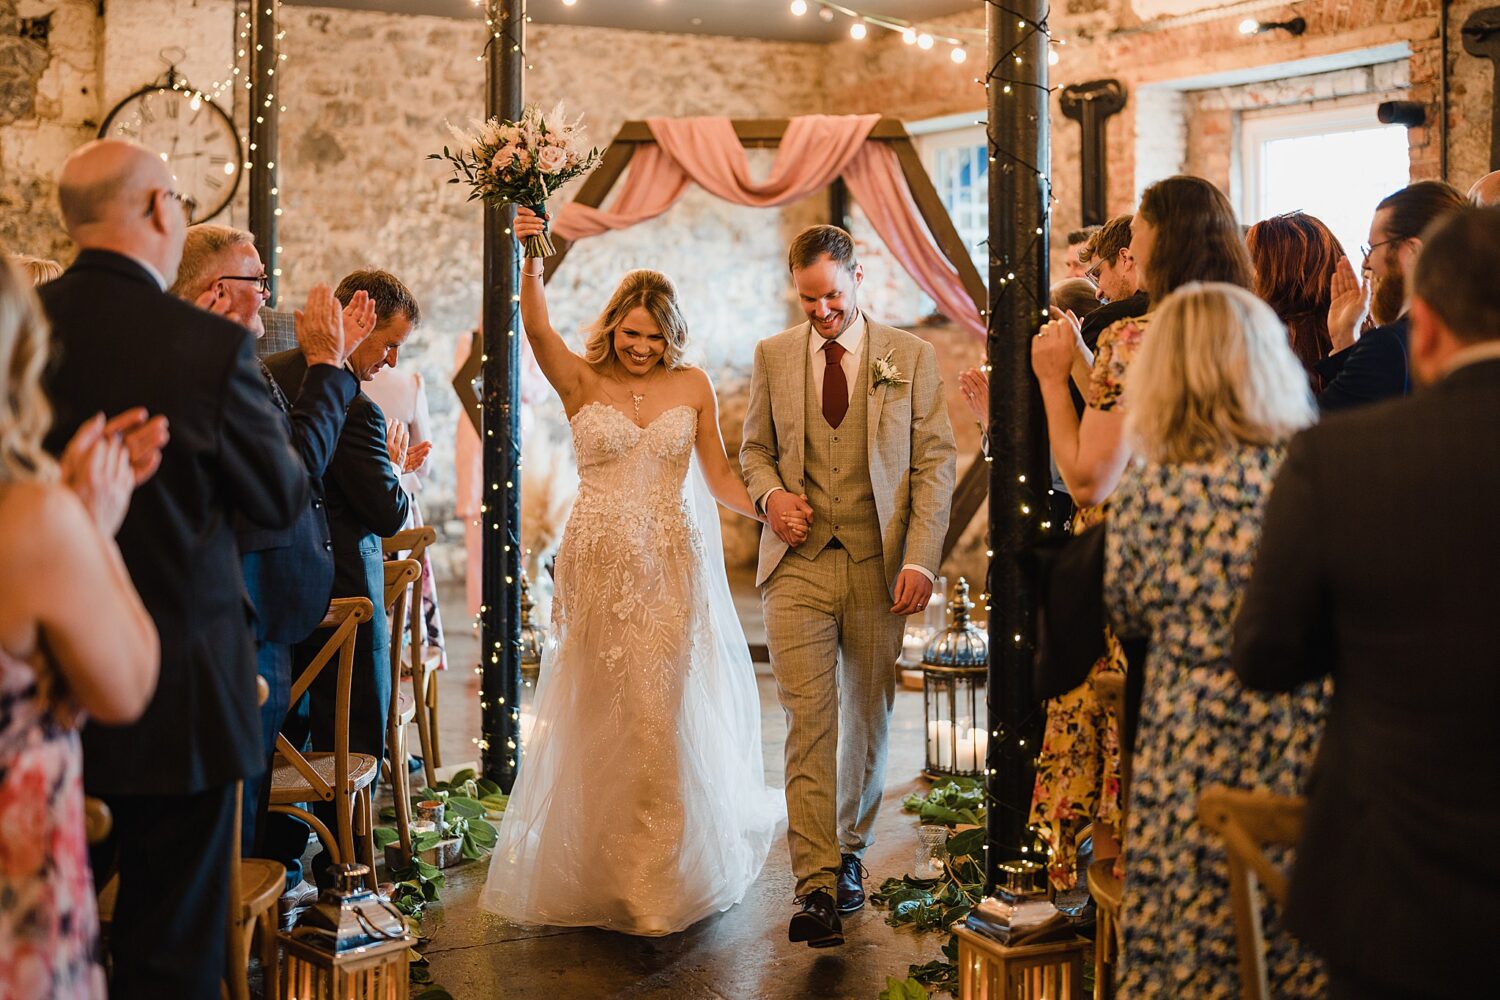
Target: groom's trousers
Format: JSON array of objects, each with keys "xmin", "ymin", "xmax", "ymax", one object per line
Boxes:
[{"xmin": 763, "ymin": 544, "xmax": 905, "ymax": 897}]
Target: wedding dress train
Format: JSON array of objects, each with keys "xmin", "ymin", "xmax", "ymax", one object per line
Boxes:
[{"xmin": 479, "ymin": 402, "xmax": 782, "ymax": 936}]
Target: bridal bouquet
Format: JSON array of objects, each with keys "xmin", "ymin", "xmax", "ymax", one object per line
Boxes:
[{"xmin": 431, "ymin": 102, "xmax": 602, "ymax": 257}]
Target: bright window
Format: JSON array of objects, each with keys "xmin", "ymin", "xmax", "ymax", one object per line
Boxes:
[
  {"xmin": 1240, "ymin": 104, "xmax": 1410, "ymax": 262},
  {"xmin": 916, "ymin": 122, "xmax": 989, "ymax": 278}
]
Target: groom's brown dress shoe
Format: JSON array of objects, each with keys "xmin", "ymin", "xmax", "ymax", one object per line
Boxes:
[
  {"xmin": 789, "ymin": 889, "xmax": 844, "ymax": 948},
  {"xmin": 836, "ymin": 854, "xmax": 868, "ymax": 913}
]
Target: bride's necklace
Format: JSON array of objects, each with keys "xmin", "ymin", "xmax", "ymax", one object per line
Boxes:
[{"xmin": 606, "ymin": 367, "xmax": 662, "ymax": 422}]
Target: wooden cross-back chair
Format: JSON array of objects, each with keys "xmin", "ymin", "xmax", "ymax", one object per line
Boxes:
[
  {"xmin": 382, "ymin": 557, "xmax": 421, "ymax": 862},
  {"xmin": 381, "ymin": 526, "xmax": 441, "ymax": 787},
  {"xmin": 268, "ymin": 597, "xmax": 377, "ymax": 881},
  {"xmin": 226, "ymin": 675, "xmax": 283, "ymax": 1000},
  {"xmin": 1197, "ymin": 786, "xmax": 1306, "ymax": 1000}
]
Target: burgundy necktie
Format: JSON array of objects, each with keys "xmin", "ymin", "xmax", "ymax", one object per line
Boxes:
[{"xmin": 822, "ymin": 340, "xmax": 848, "ymax": 428}]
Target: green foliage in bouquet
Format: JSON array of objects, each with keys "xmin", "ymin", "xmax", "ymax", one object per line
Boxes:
[{"xmin": 428, "ymin": 102, "xmax": 602, "ymax": 256}]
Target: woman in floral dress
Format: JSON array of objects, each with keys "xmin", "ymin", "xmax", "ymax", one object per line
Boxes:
[
  {"xmin": 0, "ymin": 259, "xmax": 160, "ymax": 999},
  {"xmin": 1105, "ymin": 283, "xmax": 1328, "ymax": 996},
  {"xmin": 1028, "ymin": 176, "xmax": 1257, "ymax": 885}
]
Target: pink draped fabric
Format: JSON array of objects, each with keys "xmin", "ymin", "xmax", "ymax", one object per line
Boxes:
[
  {"xmin": 842, "ymin": 142, "xmax": 986, "ymax": 338},
  {"xmin": 550, "ymin": 114, "xmax": 983, "ymax": 336}
]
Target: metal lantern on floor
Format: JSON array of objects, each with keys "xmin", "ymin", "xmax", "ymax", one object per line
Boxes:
[
  {"xmin": 281, "ymin": 864, "xmax": 413, "ymax": 1000},
  {"xmin": 922, "ymin": 577, "xmax": 989, "ymax": 779},
  {"xmin": 518, "ymin": 571, "xmax": 544, "ymax": 687}
]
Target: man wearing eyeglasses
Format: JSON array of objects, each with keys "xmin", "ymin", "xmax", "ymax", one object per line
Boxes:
[
  {"xmin": 169, "ymin": 224, "xmax": 377, "ymax": 910},
  {"xmin": 39, "ymin": 138, "xmax": 307, "ymax": 998},
  {"xmin": 1319, "ymin": 181, "xmax": 1467, "ymax": 411}
]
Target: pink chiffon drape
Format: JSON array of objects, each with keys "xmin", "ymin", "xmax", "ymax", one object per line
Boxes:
[{"xmin": 552, "ymin": 114, "xmax": 983, "ymax": 337}]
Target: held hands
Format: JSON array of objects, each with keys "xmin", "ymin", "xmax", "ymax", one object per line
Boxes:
[
  {"xmin": 1031, "ymin": 310, "xmax": 1083, "ymax": 385},
  {"xmin": 766, "ymin": 490, "xmax": 813, "ymax": 547},
  {"xmin": 891, "ymin": 568, "xmax": 934, "ymax": 616},
  {"xmin": 60, "ymin": 412, "xmax": 162, "ymax": 535},
  {"xmin": 1327, "ymin": 256, "xmax": 1371, "ymax": 353}
]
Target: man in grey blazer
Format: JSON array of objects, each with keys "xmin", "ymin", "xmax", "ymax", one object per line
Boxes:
[{"xmin": 742, "ymin": 226, "xmax": 956, "ymax": 947}]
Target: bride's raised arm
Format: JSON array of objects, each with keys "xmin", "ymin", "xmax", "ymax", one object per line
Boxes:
[
  {"xmin": 514, "ymin": 207, "xmax": 592, "ymax": 411},
  {"xmin": 689, "ymin": 368, "xmax": 764, "ymax": 523}
]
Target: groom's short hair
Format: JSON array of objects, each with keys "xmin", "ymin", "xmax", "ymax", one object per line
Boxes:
[{"xmin": 789, "ymin": 225, "xmax": 857, "ymax": 273}]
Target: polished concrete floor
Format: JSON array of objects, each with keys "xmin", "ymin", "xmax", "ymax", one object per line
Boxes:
[{"xmin": 415, "ymin": 584, "xmax": 946, "ymax": 1000}]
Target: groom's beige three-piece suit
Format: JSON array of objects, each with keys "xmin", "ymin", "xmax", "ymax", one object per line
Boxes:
[{"xmin": 741, "ymin": 315, "xmax": 956, "ymax": 896}]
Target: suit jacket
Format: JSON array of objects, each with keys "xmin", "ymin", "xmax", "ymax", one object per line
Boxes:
[
  {"xmin": 39, "ymin": 249, "xmax": 306, "ymax": 796},
  {"xmin": 1314, "ymin": 315, "xmax": 1410, "ymax": 412},
  {"xmin": 237, "ymin": 359, "xmax": 359, "ymax": 645},
  {"xmin": 740, "ymin": 318, "xmax": 956, "ymax": 588},
  {"xmin": 265, "ymin": 352, "xmax": 408, "ymax": 762},
  {"xmin": 1232, "ymin": 358, "xmax": 1500, "ymax": 993},
  {"xmin": 257, "ymin": 308, "xmax": 299, "ymax": 357}
]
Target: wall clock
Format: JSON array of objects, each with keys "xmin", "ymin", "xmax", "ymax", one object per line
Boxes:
[{"xmin": 99, "ymin": 73, "xmax": 244, "ymax": 225}]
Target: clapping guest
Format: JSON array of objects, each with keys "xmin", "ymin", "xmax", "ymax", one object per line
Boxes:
[
  {"xmin": 1234, "ymin": 207, "xmax": 1500, "ymax": 999},
  {"xmin": 1106, "ymin": 283, "xmax": 1326, "ymax": 996},
  {"xmin": 1027, "ymin": 175, "xmax": 1254, "ymax": 887},
  {"xmin": 168, "ymin": 224, "xmax": 375, "ymax": 892},
  {"xmin": 265, "ymin": 269, "xmax": 415, "ymax": 890},
  {"xmin": 1319, "ymin": 180, "xmax": 1465, "ymax": 410},
  {"xmin": 1247, "ymin": 212, "xmax": 1346, "ymax": 390},
  {"xmin": 38, "ymin": 139, "xmax": 307, "ymax": 998},
  {"xmin": 0, "ymin": 258, "xmax": 159, "ymax": 1000}
]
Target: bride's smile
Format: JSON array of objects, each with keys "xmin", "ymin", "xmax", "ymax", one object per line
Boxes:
[{"xmin": 613, "ymin": 306, "xmax": 667, "ymax": 374}]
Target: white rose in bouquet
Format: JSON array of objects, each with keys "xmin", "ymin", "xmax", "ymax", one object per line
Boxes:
[{"xmin": 537, "ymin": 145, "xmax": 568, "ymax": 174}]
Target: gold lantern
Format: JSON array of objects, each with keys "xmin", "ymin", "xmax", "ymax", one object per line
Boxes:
[
  {"xmin": 922, "ymin": 578, "xmax": 989, "ymax": 779},
  {"xmin": 281, "ymin": 865, "xmax": 413, "ymax": 1000}
]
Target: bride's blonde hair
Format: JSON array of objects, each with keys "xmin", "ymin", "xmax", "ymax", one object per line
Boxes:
[
  {"xmin": 583, "ymin": 269, "xmax": 691, "ymax": 372},
  {"xmin": 0, "ymin": 257, "xmax": 57, "ymax": 485}
]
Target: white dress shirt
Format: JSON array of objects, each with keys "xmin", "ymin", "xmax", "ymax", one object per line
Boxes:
[{"xmin": 764, "ymin": 311, "xmax": 935, "ymax": 584}]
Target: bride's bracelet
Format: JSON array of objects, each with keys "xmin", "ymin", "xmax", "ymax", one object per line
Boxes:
[{"xmin": 521, "ymin": 262, "xmax": 545, "ymax": 278}]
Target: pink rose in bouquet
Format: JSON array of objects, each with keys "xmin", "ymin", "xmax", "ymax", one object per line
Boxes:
[{"xmin": 432, "ymin": 101, "xmax": 603, "ymax": 257}]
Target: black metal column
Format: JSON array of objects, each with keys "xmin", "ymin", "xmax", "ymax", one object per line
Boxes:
[
  {"xmin": 248, "ymin": 0, "xmax": 279, "ymax": 302},
  {"xmin": 984, "ymin": 0, "xmax": 1052, "ymax": 891},
  {"xmin": 480, "ymin": 0, "xmax": 524, "ymax": 791}
]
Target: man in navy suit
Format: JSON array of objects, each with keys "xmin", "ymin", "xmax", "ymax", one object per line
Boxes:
[
  {"xmin": 1317, "ymin": 180, "xmax": 1466, "ymax": 411},
  {"xmin": 265, "ymin": 269, "xmax": 418, "ymax": 888},
  {"xmin": 1235, "ymin": 206, "xmax": 1500, "ymax": 997},
  {"xmin": 40, "ymin": 139, "xmax": 306, "ymax": 999},
  {"xmin": 167, "ymin": 225, "xmax": 377, "ymax": 892}
]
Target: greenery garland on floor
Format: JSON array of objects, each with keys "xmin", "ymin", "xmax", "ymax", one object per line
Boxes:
[
  {"xmin": 875, "ymin": 778, "xmax": 990, "ymax": 1000},
  {"xmin": 372, "ymin": 767, "xmax": 508, "ymax": 999}
]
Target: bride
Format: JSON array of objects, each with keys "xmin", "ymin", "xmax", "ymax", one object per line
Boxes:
[{"xmin": 479, "ymin": 208, "xmax": 786, "ymax": 936}]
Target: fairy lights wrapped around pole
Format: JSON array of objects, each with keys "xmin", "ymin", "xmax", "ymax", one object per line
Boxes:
[
  {"xmin": 481, "ymin": 0, "xmax": 524, "ymax": 791},
  {"xmin": 984, "ymin": 0, "xmax": 1053, "ymax": 892}
]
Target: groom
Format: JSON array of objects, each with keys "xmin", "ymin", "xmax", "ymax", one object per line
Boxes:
[{"xmin": 742, "ymin": 225, "xmax": 956, "ymax": 947}]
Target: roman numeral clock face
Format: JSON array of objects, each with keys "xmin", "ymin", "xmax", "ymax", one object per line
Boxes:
[{"xmin": 99, "ymin": 87, "xmax": 244, "ymax": 223}]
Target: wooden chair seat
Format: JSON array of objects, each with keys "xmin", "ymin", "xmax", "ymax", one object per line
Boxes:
[
  {"xmin": 236, "ymin": 858, "xmax": 284, "ymax": 922},
  {"xmin": 397, "ymin": 688, "xmax": 416, "ymax": 725},
  {"xmin": 269, "ymin": 751, "xmax": 379, "ymax": 801},
  {"xmin": 1088, "ymin": 833, "xmax": 1124, "ymax": 999},
  {"xmin": 1087, "ymin": 858, "xmax": 1122, "ymax": 915}
]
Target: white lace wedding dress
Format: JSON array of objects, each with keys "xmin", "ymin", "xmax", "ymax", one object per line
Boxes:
[{"xmin": 479, "ymin": 402, "xmax": 782, "ymax": 936}]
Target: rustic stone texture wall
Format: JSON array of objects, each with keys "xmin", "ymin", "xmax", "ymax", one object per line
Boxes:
[{"xmin": 1, "ymin": 0, "xmax": 98, "ymax": 261}]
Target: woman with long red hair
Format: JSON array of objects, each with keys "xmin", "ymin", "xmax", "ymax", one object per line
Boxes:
[{"xmin": 1246, "ymin": 212, "xmax": 1347, "ymax": 390}]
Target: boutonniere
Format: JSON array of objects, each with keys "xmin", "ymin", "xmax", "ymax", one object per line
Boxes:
[{"xmin": 870, "ymin": 350, "xmax": 909, "ymax": 394}]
